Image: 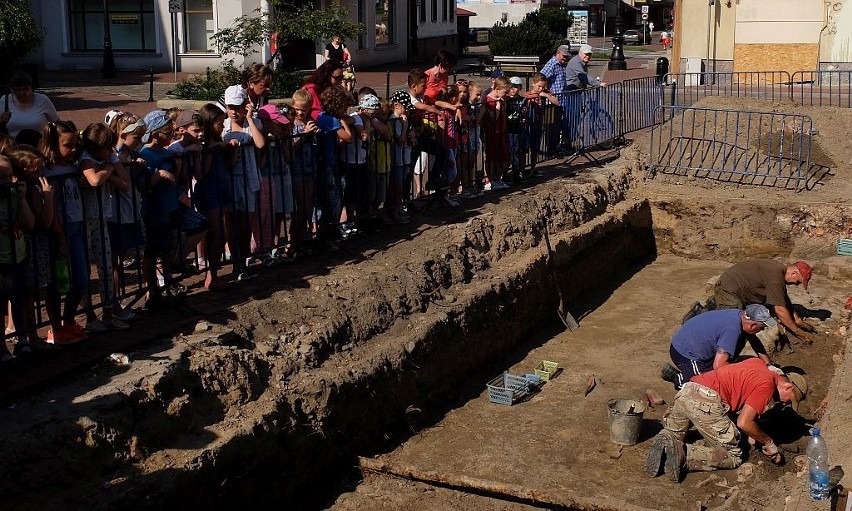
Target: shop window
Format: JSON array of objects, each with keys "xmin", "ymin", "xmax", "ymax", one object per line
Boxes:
[
  {"xmin": 183, "ymin": 0, "xmax": 215, "ymax": 53},
  {"xmin": 69, "ymin": 0, "xmax": 155, "ymax": 51},
  {"xmin": 375, "ymin": 0, "xmax": 394, "ymax": 45}
]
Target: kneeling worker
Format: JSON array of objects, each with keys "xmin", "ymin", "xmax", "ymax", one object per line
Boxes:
[
  {"xmin": 646, "ymin": 358, "xmax": 807, "ymax": 482},
  {"xmin": 714, "ymin": 259, "xmax": 816, "ymax": 342},
  {"xmin": 662, "ymin": 304, "xmax": 774, "ymax": 389}
]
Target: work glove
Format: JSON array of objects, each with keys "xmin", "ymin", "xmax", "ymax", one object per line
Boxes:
[{"xmin": 761, "ymin": 440, "xmax": 784, "ymax": 465}]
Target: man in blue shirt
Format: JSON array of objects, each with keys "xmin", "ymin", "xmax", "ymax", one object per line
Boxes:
[
  {"xmin": 662, "ymin": 304, "xmax": 774, "ymax": 389},
  {"xmin": 539, "ymin": 45, "xmax": 571, "ymax": 155},
  {"xmin": 539, "ymin": 45, "xmax": 571, "ymax": 94}
]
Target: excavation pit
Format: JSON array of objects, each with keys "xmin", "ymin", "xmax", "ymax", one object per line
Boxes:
[{"xmin": 1, "ymin": 96, "xmax": 852, "ymax": 511}]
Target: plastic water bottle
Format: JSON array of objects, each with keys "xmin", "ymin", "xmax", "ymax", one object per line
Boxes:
[
  {"xmin": 55, "ymin": 259, "xmax": 70, "ymax": 295},
  {"xmin": 807, "ymin": 427, "xmax": 830, "ymax": 500}
]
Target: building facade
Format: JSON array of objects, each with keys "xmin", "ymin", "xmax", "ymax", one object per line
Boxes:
[
  {"xmin": 672, "ymin": 0, "xmax": 852, "ymax": 76},
  {"xmin": 28, "ymin": 0, "xmax": 421, "ymax": 73}
]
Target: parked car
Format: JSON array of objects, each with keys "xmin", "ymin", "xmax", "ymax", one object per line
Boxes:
[{"xmin": 624, "ymin": 29, "xmax": 643, "ymax": 45}]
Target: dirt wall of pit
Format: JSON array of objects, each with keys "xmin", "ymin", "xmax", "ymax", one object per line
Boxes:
[{"xmin": 0, "ymin": 165, "xmax": 660, "ymax": 509}]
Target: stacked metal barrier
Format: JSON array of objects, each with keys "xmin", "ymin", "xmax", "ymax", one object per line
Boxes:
[{"xmin": 647, "ymin": 105, "xmax": 814, "ymax": 190}]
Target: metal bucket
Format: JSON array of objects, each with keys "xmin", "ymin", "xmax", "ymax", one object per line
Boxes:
[{"xmin": 607, "ymin": 398, "xmax": 646, "ymax": 446}]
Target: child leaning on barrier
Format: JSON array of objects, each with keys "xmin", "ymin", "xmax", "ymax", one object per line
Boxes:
[
  {"xmin": 403, "ymin": 69, "xmax": 442, "ymax": 200},
  {"xmin": 0, "ymin": 154, "xmax": 35, "ymax": 363},
  {"xmin": 167, "ymin": 109, "xmax": 209, "ymax": 276},
  {"xmin": 316, "ymin": 84, "xmax": 354, "ymax": 249},
  {"xmin": 138, "ymin": 110, "xmax": 180, "ymax": 309},
  {"xmin": 339, "ymin": 93, "xmax": 373, "ymax": 236},
  {"xmin": 4, "ymin": 147, "xmax": 45, "ymax": 357},
  {"xmin": 79, "ymin": 122, "xmax": 131, "ymax": 333},
  {"xmin": 388, "ymin": 95, "xmax": 411, "ymax": 224},
  {"xmin": 287, "ymin": 89, "xmax": 318, "ymax": 255},
  {"xmin": 196, "ymin": 103, "xmax": 236, "ymax": 292},
  {"xmin": 222, "ymin": 85, "xmax": 266, "ymax": 281},
  {"xmin": 459, "ymin": 82, "xmax": 484, "ymax": 198},
  {"xmin": 523, "ymin": 73, "xmax": 559, "ymax": 177},
  {"xmin": 367, "ymin": 98, "xmax": 392, "ymax": 225},
  {"xmin": 483, "ymin": 76, "xmax": 511, "ymax": 191},
  {"xmin": 106, "ymin": 111, "xmax": 146, "ymax": 320},
  {"xmin": 41, "ymin": 120, "xmax": 89, "ymax": 344},
  {"xmin": 257, "ymin": 103, "xmax": 294, "ymax": 263},
  {"xmin": 506, "ymin": 77, "xmax": 526, "ymax": 182}
]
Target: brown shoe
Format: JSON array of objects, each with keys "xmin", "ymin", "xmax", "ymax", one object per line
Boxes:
[{"xmin": 661, "ymin": 430, "xmax": 686, "ymax": 482}]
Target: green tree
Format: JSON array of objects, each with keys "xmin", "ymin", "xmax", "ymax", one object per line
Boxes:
[
  {"xmin": 211, "ymin": 0, "xmax": 364, "ymax": 64},
  {"xmin": 489, "ymin": 8, "xmax": 572, "ymax": 57},
  {"xmin": 0, "ymin": 1, "xmax": 44, "ymax": 70}
]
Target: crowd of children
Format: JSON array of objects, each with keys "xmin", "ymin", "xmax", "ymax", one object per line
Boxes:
[{"xmin": 0, "ymin": 50, "xmax": 566, "ymax": 366}]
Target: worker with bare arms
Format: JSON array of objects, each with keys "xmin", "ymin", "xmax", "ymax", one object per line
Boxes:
[{"xmin": 713, "ymin": 259, "xmax": 816, "ymax": 348}]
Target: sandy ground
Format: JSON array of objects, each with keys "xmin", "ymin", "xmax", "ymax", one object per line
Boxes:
[{"xmin": 330, "ymin": 254, "xmax": 850, "ymax": 511}]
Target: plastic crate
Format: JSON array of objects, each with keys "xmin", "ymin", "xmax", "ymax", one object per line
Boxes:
[
  {"xmin": 535, "ymin": 360, "xmax": 560, "ymax": 381},
  {"xmin": 522, "ymin": 373, "xmax": 543, "ymax": 387},
  {"xmin": 487, "ymin": 372, "xmax": 530, "ymax": 405},
  {"xmin": 838, "ymin": 238, "xmax": 852, "ymax": 257}
]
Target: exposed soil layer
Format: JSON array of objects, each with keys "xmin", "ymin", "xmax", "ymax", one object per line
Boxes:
[{"xmin": 1, "ymin": 97, "xmax": 851, "ymax": 511}]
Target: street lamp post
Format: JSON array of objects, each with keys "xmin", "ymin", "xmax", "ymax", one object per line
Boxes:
[
  {"xmin": 102, "ymin": 0, "xmax": 116, "ymax": 78},
  {"xmin": 608, "ymin": 0, "xmax": 626, "ymax": 70}
]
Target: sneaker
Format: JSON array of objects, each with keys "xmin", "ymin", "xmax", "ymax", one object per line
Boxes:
[
  {"xmin": 47, "ymin": 327, "xmax": 84, "ymax": 345},
  {"xmin": 484, "ymin": 182, "xmax": 494, "ymax": 191},
  {"xmin": 113, "ymin": 308, "xmax": 140, "ymax": 322},
  {"xmin": 468, "ymin": 188, "xmax": 484, "ymax": 198},
  {"xmin": 645, "ymin": 432, "xmax": 667, "ymax": 478},
  {"xmin": 444, "ymin": 196, "xmax": 459, "ymax": 207},
  {"xmin": 662, "ymin": 430, "xmax": 686, "ymax": 482},
  {"xmin": 85, "ymin": 319, "xmax": 109, "ymax": 333},
  {"xmin": 496, "ymin": 180, "xmax": 510, "ymax": 190},
  {"xmin": 0, "ymin": 348, "xmax": 13, "ymax": 363},
  {"xmin": 237, "ymin": 270, "xmax": 259, "ymax": 282},
  {"xmin": 122, "ymin": 257, "xmax": 137, "ymax": 269},
  {"xmin": 105, "ymin": 317, "xmax": 131, "ymax": 330},
  {"xmin": 661, "ymin": 363, "xmax": 681, "ymax": 384},
  {"xmin": 682, "ymin": 301, "xmax": 704, "ymax": 324}
]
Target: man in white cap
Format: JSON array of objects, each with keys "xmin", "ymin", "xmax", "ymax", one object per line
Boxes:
[
  {"xmin": 647, "ymin": 357, "xmax": 807, "ymax": 482},
  {"xmin": 565, "ymin": 43, "xmax": 605, "ymax": 91}
]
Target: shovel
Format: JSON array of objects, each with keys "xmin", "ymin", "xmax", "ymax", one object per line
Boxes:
[{"xmin": 541, "ymin": 219, "xmax": 579, "ymax": 331}]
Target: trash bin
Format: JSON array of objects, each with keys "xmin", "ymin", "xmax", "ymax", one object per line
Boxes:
[{"xmin": 655, "ymin": 57, "xmax": 669, "ymax": 85}]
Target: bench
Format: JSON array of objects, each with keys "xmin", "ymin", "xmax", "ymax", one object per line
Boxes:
[{"xmin": 492, "ymin": 55, "xmax": 541, "ymax": 77}]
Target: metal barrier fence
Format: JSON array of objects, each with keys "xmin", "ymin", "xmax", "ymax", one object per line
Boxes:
[
  {"xmin": 647, "ymin": 105, "xmax": 814, "ymax": 190},
  {"xmin": 664, "ymin": 71, "xmax": 793, "ymax": 107},
  {"xmin": 616, "ymin": 76, "xmax": 664, "ymax": 135},
  {"xmin": 790, "ymin": 70, "xmax": 852, "ymax": 108}
]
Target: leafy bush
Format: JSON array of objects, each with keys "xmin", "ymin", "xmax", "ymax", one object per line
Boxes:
[
  {"xmin": 170, "ymin": 63, "xmax": 307, "ymax": 101},
  {"xmin": 0, "ymin": 1, "xmax": 44, "ymax": 76},
  {"xmin": 489, "ymin": 8, "xmax": 572, "ymax": 57}
]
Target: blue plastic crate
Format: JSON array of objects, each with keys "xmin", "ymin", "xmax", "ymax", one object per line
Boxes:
[
  {"xmin": 487, "ymin": 372, "xmax": 530, "ymax": 405},
  {"xmin": 838, "ymin": 239, "xmax": 852, "ymax": 257}
]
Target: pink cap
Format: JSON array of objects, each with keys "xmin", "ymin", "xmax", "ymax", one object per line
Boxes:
[{"xmin": 257, "ymin": 104, "xmax": 290, "ymax": 125}]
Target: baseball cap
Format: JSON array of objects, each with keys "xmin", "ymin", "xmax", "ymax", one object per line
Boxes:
[
  {"xmin": 794, "ymin": 261, "xmax": 812, "ymax": 290},
  {"xmin": 223, "ymin": 85, "xmax": 248, "ymax": 106},
  {"xmin": 358, "ymin": 94, "xmax": 381, "ymax": 110},
  {"xmin": 557, "ymin": 44, "xmax": 572, "ymax": 56},
  {"xmin": 744, "ymin": 304, "xmax": 777, "ymax": 328},
  {"xmin": 174, "ymin": 109, "xmax": 201, "ymax": 128},
  {"xmin": 579, "ymin": 43, "xmax": 593, "ymax": 55},
  {"xmin": 785, "ymin": 371, "xmax": 808, "ymax": 411},
  {"xmin": 104, "ymin": 109, "xmax": 123, "ymax": 126},
  {"xmin": 490, "ymin": 69, "xmax": 504, "ymax": 78},
  {"xmin": 141, "ymin": 110, "xmax": 171, "ymax": 143},
  {"xmin": 257, "ymin": 104, "xmax": 291, "ymax": 125},
  {"xmin": 509, "ymin": 76, "xmax": 523, "ymax": 87}
]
